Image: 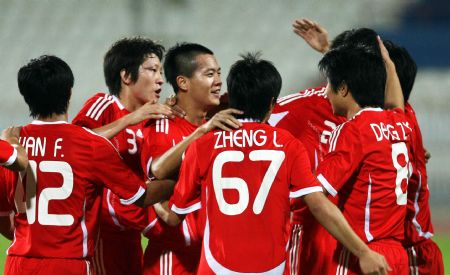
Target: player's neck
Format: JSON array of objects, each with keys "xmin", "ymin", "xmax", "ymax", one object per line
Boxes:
[
  {"xmin": 346, "ymin": 105, "xmax": 363, "ymax": 119},
  {"xmin": 118, "ymin": 90, "xmax": 142, "ymax": 112},
  {"xmin": 37, "ymin": 113, "xmax": 68, "ymax": 122},
  {"xmin": 176, "ymin": 95, "xmax": 208, "ymax": 126}
]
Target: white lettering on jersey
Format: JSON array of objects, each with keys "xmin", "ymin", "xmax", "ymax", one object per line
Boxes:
[
  {"xmin": 370, "ymin": 122, "xmax": 409, "ymax": 141},
  {"xmin": 214, "ymin": 129, "xmax": 270, "ymax": 149},
  {"xmin": 54, "ymin": 138, "xmax": 63, "ymax": 157},
  {"xmin": 21, "ymin": 137, "xmax": 47, "ymax": 157}
]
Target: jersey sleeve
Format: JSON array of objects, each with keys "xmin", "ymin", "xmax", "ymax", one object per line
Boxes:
[
  {"xmin": 72, "ymin": 93, "xmax": 115, "ymax": 129},
  {"xmin": 0, "ymin": 140, "xmax": 17, "ymax": 166},
  {"xmin": 169, "ymin": 142, "xmax": 202, "ymax": 215},
  {"xmin": 91, "ymin": 135, "xmax": 147, "ymax": 205},
  {"xmin": 140, "ymin": 123, "xmax": 174, "ymax": 178},
  {"xmin": 287, "ymin": 139, "xmax": 323, "ymax": 198},
  {"xmin": 316, "ymin": 123, "xmax": 362, "ymax": 197},
  {"xmin": 0, "ymin": 167, "xmax": 17, "ymax": 215}
]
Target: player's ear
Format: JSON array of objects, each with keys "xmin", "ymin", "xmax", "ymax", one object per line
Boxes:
[
  {"xmin": 176, "ymin": 76, "xmax": 188, "ymax": 93},
  {"xmin": 120, "ymin": 69, "xmax": 133, "ymax": 85},
  {"xmin": 338, "ymin": 83, "xmax": 349, "ymax": 97}
]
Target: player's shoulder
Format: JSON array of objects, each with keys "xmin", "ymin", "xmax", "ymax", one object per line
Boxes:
[
  {"xmin": 276, "ymin": 86, "xmax": 327, "ymax": 107},
  {"xmin": 78, "ymin": 92, "xmax": 119, "ymax": 120},
  {"xmin": 147, "ymin": 117, "xmax": 178, "ymax": 135}
]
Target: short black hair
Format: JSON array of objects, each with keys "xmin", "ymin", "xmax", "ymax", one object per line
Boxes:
[
  {"xmin": 383, "ymin": 40, "xmax": 417, "ymax": 102},
  {"xmin": 104, "ymin": 37, "xmax": 165, "ymax": 96},
  {"xmin": 227, "ymin": 52, "xmax": 282, "ymax": 121},
  {"xmin": 319, "ymin": 45, "xmax": 386, "ymax": 108},
  {"xmin": 164, "ymin": 43, "xmax": 214, "ymax": 93},
  {"xmin": 331, "ymin": 28, "xmax": 379, "ymax": 50},
  {"xmin": 18, "ymin": 55, "xmax": 74, "ymax": 118}
]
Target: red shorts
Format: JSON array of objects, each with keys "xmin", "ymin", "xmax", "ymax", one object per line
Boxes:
[
  {"xmin": 329, "ymin": 239, "xmax": 408, "ymax": 275},
  {"xmin": 406, "ymin": 238, "xmax": 444, "ymax": 275},
  {"xmin": 93, "ymin": 229, "xmax": 143, "ymax": 275},
  {"xmin": 5, "ymin": 255, "xmax": 93, "ymax": 275},
  {"xmin": 284, "ymin": 220, "xmax": 336, "ymax": 275},
  {"xmin": 143, "ymin": 243, "xmax": 201, "ymax": 275}
]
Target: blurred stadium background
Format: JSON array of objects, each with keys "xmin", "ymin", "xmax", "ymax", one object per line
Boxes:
[{"xmin": 0, "ymin": 0, "xmax": 448, "ymax": 272}]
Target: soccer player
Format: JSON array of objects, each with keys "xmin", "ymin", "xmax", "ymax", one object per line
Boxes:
[
  {"xmin": 160, "ymin": 52, "xmax": 390, "ymax": 275},
  {"xmin": 293, "ymin": 19, "xmax": 444, "ymax": 275},
  {"xmin": 72, "ymin": 37, "xmax": 177, "ymax": 275},
  {"xmin": 3, "ymin": 55, "xmax": 168, "ymax": 275},
  {"xmin": 0, "ymin": 127, "xmax": 28, "ymax": 171},
  {"xmin": 315, "ymin": 37, "xmax": 411, "ymax": 274},
  {"xmin": 140, "ymin": 43, "xmax": 242, "ymax": 275}
]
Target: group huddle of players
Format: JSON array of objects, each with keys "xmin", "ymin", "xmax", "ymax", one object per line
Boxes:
[{"xmin": 0, "ymin": 18, "xmax": 444, "ymax": 275}]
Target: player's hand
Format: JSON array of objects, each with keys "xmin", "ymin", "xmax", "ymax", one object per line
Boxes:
[
  {"xmin": 164, "ymin": 95, "xmax": 186, "ymax": 118},
  {"xmin": 424, "ymin": 147, "xmax": 431, "ymax": 163},
  {"xmin": 126, "ymin": 101, "xmax": 174, "ymax": 125},
  {"xmin": 198, "ymin": 108, "xmax": 243, "ymax": 133},
  {"xmin": 358, "ymin": 249, "xmax": 391, "ymax": 275},
  {"xmin": 293, "ymin": 18, "xmax": 330, "ymax": 54},
  {"xmin": 1, "ymin": 126, "xmax": 22, "ymax": 143},
  {"xmin": 378, "ymin": 36, "xmax": 395, "ymax": 69}
]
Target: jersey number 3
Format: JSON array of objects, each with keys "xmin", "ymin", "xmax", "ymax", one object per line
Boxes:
[{"xmin": 212, "ymin": 150, "xmax": 285, "ymax": 216}]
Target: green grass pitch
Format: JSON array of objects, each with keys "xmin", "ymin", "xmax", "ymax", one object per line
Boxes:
[{"xmin": 0, "ymin": 234, "xmax": 448, "ymax": 273}]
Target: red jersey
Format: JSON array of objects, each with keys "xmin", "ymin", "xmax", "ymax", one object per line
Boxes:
[
  {"xmin": 0, "ymin": 140, "xmax": 17, "ymax": 166},
  {"xmin": 269, "ymin": 87, "xmax": 346, "ymax": 170},
  {"xmin": 403, "ymin": 103, "xmax": 434, "ymax": 246},
  {"xmin": 170, "ymin": 121, "xmax": 322, "ymax": 273},
  {"xmin": 317, "ymin": 108, "xmax": 412, "ymax": 243},
  {"xmin": 7, "ymin": 121, "xmax": 146, "ymax": 259},
  {"xmin": 269, "ymin": 87, "xmax": 345, "ymax": 223},
  {"xmin": 72, "ymin": 92, "xmax": 147, "ymax": 231},
  {"xmin": 0, "ymin": 167, "xmax": 17, "ymax": 216},
  {"xmin": 140, "ymin": 116, "xmax": 202, "ymax": 257}
]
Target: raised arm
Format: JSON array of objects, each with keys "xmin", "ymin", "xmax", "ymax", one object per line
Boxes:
[
  {"xmin": 379, "ymin": 36, "xmax": 404, "ymax": 111},
  {"xmin": 151, "ymin": 108, "xmax": 242, "ymax": 180},
  {"xmin": 303, "ymin": 192, "xmax": 391, "ymax": 275},
  {"xmin": 293, "ymin": 18, "xmax": 330, "ymax": 54},
  {"xmin": 1, "ymin": 127, "xmax": 28, "ymax": 171}
]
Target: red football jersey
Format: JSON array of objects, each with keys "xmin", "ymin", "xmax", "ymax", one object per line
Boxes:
[
  {"xmin": 269, "ymin": 87, "xmax": 345, "ymax": 224},
  {"xmin": 317, "ymin": 108, "xmax": 412, "ymax": 243},
  {"xmin": 403, "ymin": 103, "xmax": 434, "ymax": 246},
  {"xmin": 141, "ymin": 116, "xmax": 202, "ymax": 268},
  {"xmin": 0, "ymin": 167, "xmax": 17, "ymax": 216},
  {"xmin": 269, "ymin": 87, "xmax": 346, "ymax": 170},
  {"xmin": 0, "ymin": 140, "xmax": 17, "ymax": 166},
  {"xmin": 7, "ymin": 121, "xmax": 146, "ymax": 259},
  {"xmin": 72, "ymin": 92, "xmax": 147, "ymax": 231},
  {"xmin": 170, "ymin": 121, "xmax": 322, "ymax": 273}
]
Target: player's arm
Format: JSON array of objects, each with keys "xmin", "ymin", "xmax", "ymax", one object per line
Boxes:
[
  {"xmin": 151, "ymin": 108, "xmax": 243, "ymax": 180},
  {"xmin": 293, "ymin": 18, "xmax": 330, "ymax": 54},
  {"xmin": 1, "ymin": 127, "xmax": 28, "ymax": 171},
  {"xmin": 134, "ymin": 179, "xmax": 176, "ymax": 207},
  {"xmin": 93, "ymin": 101, "xmax": 177, "ymax": 139},
  {"xmin": 379, "ymin": 37, "xmax": 404, "ymax": 111},
  {"xmin": 303, "ymin": 192, "xmax": 391, "ymax": 275},
  {"xmin": 153, "ymin": 201, "xmax": 183, "ymax": 226}
]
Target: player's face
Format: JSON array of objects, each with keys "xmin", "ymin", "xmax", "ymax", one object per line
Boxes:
[
  {"xmin": 325, "ymin": 82, "xmax": 346, "ymax": 117},
  {"xmin": 130, "ymin": 54, "xmax": 164, "ymax": 105},
  {"xmin": 187, "ymin": 54, "xmax": 222, "ymax": 109}
]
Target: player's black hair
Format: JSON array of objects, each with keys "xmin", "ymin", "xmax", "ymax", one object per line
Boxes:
[
  {"xmin": 104, "ymin": 37, "xmax": 165, "ymax": 96},
  {"xmin": 331, "ymin": 28, "xmax": 417, "ymax": 102},
  {"xmin": 18, "ymin": 55, "xmax": 74, "ymax": 118},
  {"xmin": 383, "ymin": 40, "xmax": 417, "ymax": 102},
  {"xmin": 331, "ymin": 28, "xmax": 379, "ymax": 51},
  {"xmin": 319, "ymin": 45, "xmax": 386, "ymax": 108},
  {"xmin": 227, "ymin": 52, "xmax": 282, "ymax": 121},
  {"xmin": 164, "ymin": 43, "xmax": 214, "ymax": 93}
]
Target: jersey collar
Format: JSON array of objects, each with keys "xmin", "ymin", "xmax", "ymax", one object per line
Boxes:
[
  {"xmin": 351, "ymin": 107, "xmax": 383, "ymax": 120},
  {"xmin": 31, "ymin": 120, "xmax": 69, "ymax": 125},
  {"xmin": 237, "ymin": 118, "xmax": 261, "ymax": 123}
]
